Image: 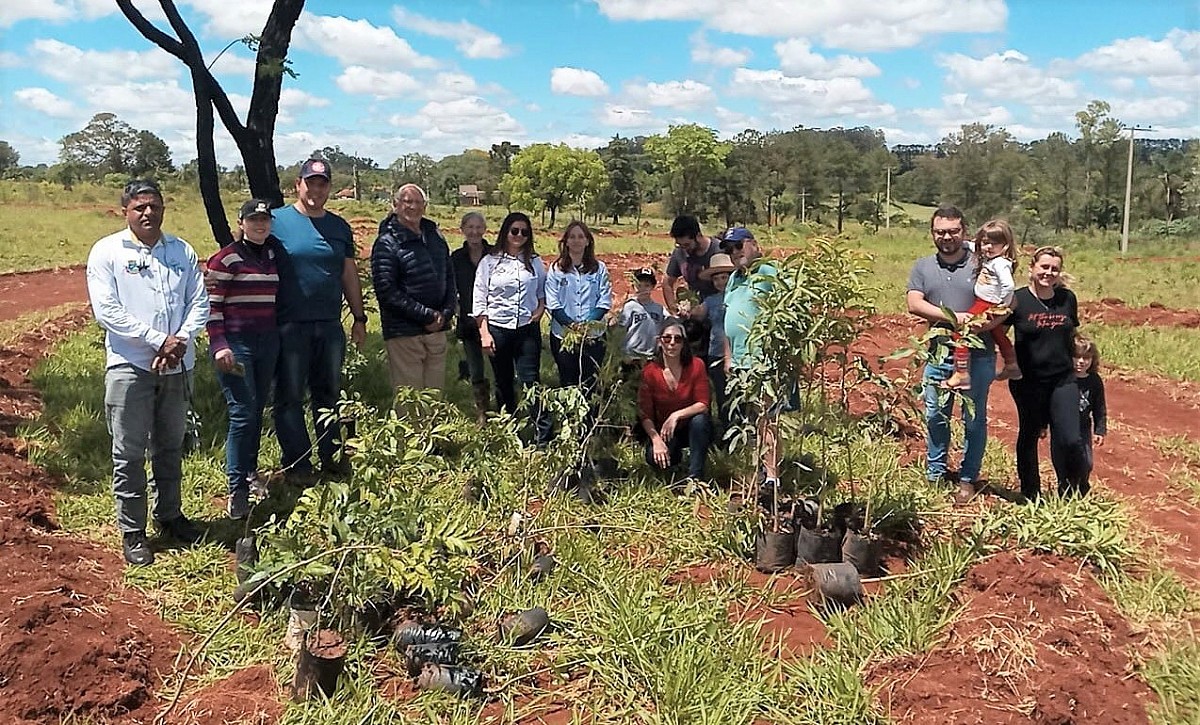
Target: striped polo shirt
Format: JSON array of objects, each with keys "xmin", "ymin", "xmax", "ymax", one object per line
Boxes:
[{"xmin": 205, "ymin": 236, "xmax": 280, "ymax": 352}]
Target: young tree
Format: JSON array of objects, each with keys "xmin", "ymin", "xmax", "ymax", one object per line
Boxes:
[
  {"xmin": 499, "ymin": 144, "xmax": 606, "ymax": 226},
  {"xmin": 1075, "ymin": 100, "xmax": 1125, "ymax": 230},
  {"xmin": 644, "ymin": 124, "xmax": 729, "ymax": 217},
  {"xmin": 117, "ymin": 0, "xmax": 304, "ymax": 246},
  {"xmin": 597, "ymin": 135, "xmax": 641, "ymax": 223}
]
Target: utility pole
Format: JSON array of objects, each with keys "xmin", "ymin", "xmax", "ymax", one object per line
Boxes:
[
  {"xmin": 799, "ymin": 188, "xmax": 809, "ymax": 224},
  {"xmin": 1120, "ymin": 125, "xmax": 1152, "ymax": 255},
  {"xmin": 885, "ymin": 166, "xmax": 892, "ymax": 230}
]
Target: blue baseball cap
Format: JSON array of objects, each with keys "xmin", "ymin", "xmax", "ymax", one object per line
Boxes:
[{"xmin": 720, "ymin": 227, "xmax": 755, "ymax": 250}]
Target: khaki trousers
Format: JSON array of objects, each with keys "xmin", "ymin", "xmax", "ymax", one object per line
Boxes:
[{"xmin": 385, "ymin": 332, "xmax": 448, "ymax": 392}]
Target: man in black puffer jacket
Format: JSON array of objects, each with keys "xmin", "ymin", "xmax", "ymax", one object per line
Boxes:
[{"xmin": 371, "ymin": 183, "xmax": 457, "ymax": 394}]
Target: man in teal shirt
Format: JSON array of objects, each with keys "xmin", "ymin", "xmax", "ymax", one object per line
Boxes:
[
  {"xmin": 272, "ymin": 159, "xmax": 368, "ymax": 481},
  {"xmin": 721, "ymin": 227, "xmax": 780, "ymax": 497}
]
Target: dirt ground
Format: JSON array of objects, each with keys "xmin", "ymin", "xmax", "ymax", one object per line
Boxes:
[
  {"xmin": 1, "ymin": 245, "xmax": 1198, "ymax": 722},
  {"xmin": 869, "ymin": 551, "xmax": 1154, "ymax": 724}
]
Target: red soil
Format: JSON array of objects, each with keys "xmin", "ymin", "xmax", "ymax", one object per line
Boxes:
[
  {"xmin": 1081, "ymin": 298, "xmax": 1200, "ymax": 328},
  {"xmin": 0, "ymin": 309, "xmax": 184, "ymax": 725},
  {"xmin": 0, "ymin": 266, "xmax": 88, "ymax": 322},
  {"xmin": 869, "ymin": 551, "xmax": 1154, "ymax": 724},
  {"xmin": 174, "ymin": 665, "xmax": 283, "ymax": 725}
]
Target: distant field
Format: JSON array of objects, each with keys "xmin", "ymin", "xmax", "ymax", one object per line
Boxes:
[{"xmin": 3, "ymin": 180, "xmax": 1199, "ymax": 311}]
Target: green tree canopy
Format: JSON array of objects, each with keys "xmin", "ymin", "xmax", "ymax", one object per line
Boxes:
[
  {"xmin": 645, "ymin": 124, "xmax": 730, "ymax": 217},
  {"xmin": 500, "ymin": 143, "xmax": 607, "ymax": 226}
]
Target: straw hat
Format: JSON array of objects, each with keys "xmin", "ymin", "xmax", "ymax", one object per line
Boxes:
[{"xmin": 699, "ymin": 253, "xmax": 735, "ymax": 280}]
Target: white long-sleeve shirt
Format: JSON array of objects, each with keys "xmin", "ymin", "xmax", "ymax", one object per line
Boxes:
[
  {"xmin": 974, "ymin": 256, "xmax": 1016, "ymax": 305},
  {"xmin": 86, "ymin": 229, "xmax": 210, "ymax": 373},
  {"xmin": 544, "ymin": 261, "xmax": 613, "ymax": 339},
  {"xmin": 472, "ymin": 252, "xmax": 545, "ymax": 329}
]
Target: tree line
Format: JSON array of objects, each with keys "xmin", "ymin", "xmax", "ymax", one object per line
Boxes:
[{"xmin": 2, "ymin": 99, "xmax": 1196, "ymax": 239}]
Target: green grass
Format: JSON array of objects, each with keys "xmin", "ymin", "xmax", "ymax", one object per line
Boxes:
[{"xmin": 1086, "ymin": 323, "xmax": 1200, "ymax": 382}]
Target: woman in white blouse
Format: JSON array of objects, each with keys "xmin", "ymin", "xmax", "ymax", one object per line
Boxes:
[{"xmin": 473, "ymin": 212, "xmax": 549, "ymax": 442}]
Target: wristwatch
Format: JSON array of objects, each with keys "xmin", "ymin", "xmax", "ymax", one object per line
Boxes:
[{"xmin": 353, "ymin": 313, "xmax": 368, "ymax": 324}]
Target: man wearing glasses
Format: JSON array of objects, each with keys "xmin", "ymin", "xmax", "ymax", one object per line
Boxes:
[
  {"xmin": 86, "ymin": 179, "xmax": 210, "ymax": 566},
  {"xmin": 905, "ymin": 205, "xmax": 997, "ymax": 503},
  {"xmin": 721, "ymin": 227, "xmax": 781, "ymax": 498}
]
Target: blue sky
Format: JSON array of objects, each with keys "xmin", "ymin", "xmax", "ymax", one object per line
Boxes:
[{"xmin": 0, "ymin": 0, "xmax": 1197, "ymax": 168}]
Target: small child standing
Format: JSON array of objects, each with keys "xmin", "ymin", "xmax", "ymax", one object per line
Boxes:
[
  {"xmin": 946, "ymin": 219, "xmax": 1020, "ymax": 389},
  {"xmin": 615, "ymin": 267, "xmax": 666, "ymax": 362},
  {"xmin": 1067, "ymin": 336, "xmax": 1106, "ymax": 497},
  {"xmin": 694, "ymin": 253, "xmax": 735, "ymax": 427}
]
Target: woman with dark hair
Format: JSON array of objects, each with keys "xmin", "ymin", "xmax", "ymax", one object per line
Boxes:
[
  {"xmin": 545, "ymin": 220, "xmax": 612, "ymax": 393},
  {"xmin": 1006, "ymin": 246, "xmax": 1086, "ymax": 501},
  {"xmin": 473, "ymin": 212, "xmax": 550, "ymax": 442},
  {"xmin": 637, "ymin": 317, "xmax": 712, "ymax": 482}
]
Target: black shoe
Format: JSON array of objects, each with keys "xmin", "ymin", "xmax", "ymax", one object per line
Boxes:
[
  {"xmin": 156, "ymin": 515, "xmax": 204, "ymax": 545},
  {"xmin": 122, "ymin": 530, "xmax": 154, "ymax": 566}
]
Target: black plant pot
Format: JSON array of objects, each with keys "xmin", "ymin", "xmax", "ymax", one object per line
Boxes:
[
  {"xmin": 754, "ymin": 530, "xmax": 796, "ymax": 573},
  {"xmin": 807, "ymin": 562, "xmax": 863, "ymax": 609},
  {"xmin": 498, "ymin": 607, "xmax": 550, "ymax": 647},
  {"xmin": 403, "ymin": 642, "xmax": 460, "ymax": 678},
  {"xmin": 416, "ymin": 663, "xmax": 484, "ymax": 698},
  {"xmin": 530, "ymin": 554, "xmax": 556, "ymax": 581},
  {"xmin": 394, "ymin": 621, "xmax": 464, "ymax": 648},
  {"xmin": 794, "ymin": 526, "xmax": 842, "ymax": 566},
  {"xmin": 291, "ymin": 629, "xmax": 346, "ymax": 701},
  {"xmin": 841, "ymin": 530, "xmax": 883, "ymax": 576}
]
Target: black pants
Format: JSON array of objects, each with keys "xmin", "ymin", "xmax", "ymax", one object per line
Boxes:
[
  {"xmin": 1009, "ymin": 376, "xmax": 1088, "ymax": 500},
  {"xmin": 488, "ymin": 322, "xmax": 551, "ymax": 443},
  {"xmin": 550, "ymin": 336, "xmax": 605, "ymax": 392},
  {"xmin": 641, "ymin": 412, "xmax": 712, "ymax": 479}
]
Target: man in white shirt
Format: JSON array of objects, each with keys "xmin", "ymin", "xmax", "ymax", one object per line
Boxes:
[{"xmin": 86, "ymin": 179, "xmax": 210, "ymax": 566}]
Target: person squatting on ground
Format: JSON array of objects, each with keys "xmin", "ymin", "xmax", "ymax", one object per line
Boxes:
[
  {"xmin": 1006, "ymin": 246, "xmax": 1089, "ymax": 501},
  {"xmin": 271, "ymin": 159, "xmax": 367, "ymax": 483},
  {"xmin": 371, "ymin": 183, "xmax": 456, "ymax": 396},
  {"xmin": 473, "ymin": 212, "xmax": 551, "ymax": 444},
  {"xmin": 693, "ymin": 252, "xmax": 735, "ymax": 430},
  {"xmin": 206, "ymin": 199, "xmax": 280, "ymax": 521},
  {"xmin": 638, "ymin": 317, "xmax": 712, "ymax": 482},
  {"xmin": 450, "ymin": 211, "xmax": 494, "ymax": 423},
  {"xmin": 721, "ymin": 227, "xmax": 781, "ymax": 496},
  {"xmin": 906, "ymin": 205, "xmax": 998, "ymax": 504},
  {"xmin": 546, "ymin": 220, "xmax": 612, "ymax": 398},
  {"xmin": 614, "ymin": 267, "xmax": 665, "ymax": 363},
  {"xmin": 945, "ymin": 219, "xmax": 1022, "ymax": 389},
  {"xmin": 86, "ymin": 179, "xmax": 210, "ymax": 566}
]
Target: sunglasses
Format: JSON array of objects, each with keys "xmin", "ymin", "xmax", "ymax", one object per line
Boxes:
[
  {"xmin": 659, "ymin": 334, "xmax": 685, "ymax": 343},
  {"xmin": 508, "ymin": 227, "xmax": 530, "ymax": 237},
  {"xmin": 932, "ymin": 228, "xmax": 963, "ymax": 238}
]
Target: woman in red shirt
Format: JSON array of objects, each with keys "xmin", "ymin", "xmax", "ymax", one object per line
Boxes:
[{"xmin": 638, "ymin": 318, "xmax": 712, "ymax": 481}]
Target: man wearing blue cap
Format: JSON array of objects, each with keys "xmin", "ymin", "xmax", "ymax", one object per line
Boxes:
[
  {"xmin": 721, "ymin": 226, "xmax": 780, "ymax": 496},
  {"xmin": 271, "ymin": 159, "xmax": 368, "ymax": 483}
]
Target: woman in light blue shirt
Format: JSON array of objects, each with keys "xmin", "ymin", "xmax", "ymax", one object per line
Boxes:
[
  {"xmin": 473, "ymin": 212, "xmax": 550, "ymax": 443},
  {"xmin": 545, "ymin": 220, "xmax": 612, "ymax": 396}
]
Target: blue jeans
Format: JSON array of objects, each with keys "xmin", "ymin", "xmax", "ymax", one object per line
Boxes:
[
  {"xmin": 643, "ymin": 411, "xmax": 712, "ymax": 479},
  {"xmin": 922, "ymin": 352, "xmax": 995, "ymax": 483},
  {"xmin": 488, "ymin": 322, "xmax": 550, "ymax": 443},
  {"xmin": 216, "ymin": 331, "xmax": 280, "ymax": 494},
  {"xmin": 274, "ymin": 320, "xmax": 345, "ymax": 472},
  {"xmin": 104, "ymin": 365, "xmax": 189, "ymax": 533}
]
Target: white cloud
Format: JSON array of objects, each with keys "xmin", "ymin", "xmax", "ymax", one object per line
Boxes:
[
  {"xmin": 0, "ymin": 131, "xmax": 61, "ymax": 165},
  {"xmin": 335, "ymin": 66, "xmax": 422, "ymax": 98},
  {"xmin": 912, "ymin": 93, "xmax": 1013, "ymax": 140},
  {"xmin": 599, "ymin": 104, "xmax": 659, "ymax": 130},
  {"xmin": 28, "ymin": 38, "xmax": 178, "ymax": 85},
  {"xmin": 180, "ymin": 0, "xmax": 274, "ymax": 37},
  {"xmin": 625, "ymin": 79, "xmax": 715, "ymax": 110},
  {"xmin": 1077, "ymin": 29, "xmax": 1200, "ymax": 98},
  {"xmin": 80, "ymin": 79, "xmax": 195, "ymax": 134},
  {"xmin": 550, "ymin": 67, "xmax": 609, "ymax": 96},
  {"xmin": 939, "ymin": 50, "xmax": 1080, "ymax": 108},
  {"xmin": 0, "ymin": 0, "xmax": 120, "ymax": 28},
  {"xmin": 389, "ymin": 97, "xmax": 524, "ymax": 141},
  {"xmin": 0, "ymin": 52, "xmax": 20, "ymax": 68},
  {"xmin": 14, "ymin": 87, "xmax": 76, "ymax": 118},
  {"xmin": 422, "ymin": 72, "xmax": 487, "ymax": 102},
  {"xmin": 690, "ymin": 30, "xmax": 751, "ymax": 67},
  {"xmin": 1110, "ymin": 96, "xmax": 1193, "ymax": 123},
  {"xmin": 547, "ymin": 132, "xmax": 611, "ymax": 150},
  {"xmin": 902, "ymin": 77, "xmax": 921, "ymax": 90},
  {"xmin": 774, "ymin": 39, "xmax": 880, "ymax": 79},
  {"xmin": 280, "ymin": 87, "xmax": 330, "ymax": 111},
  {"xmin": 295, "ymin": 15, "xmax": 438, "ymax": 70},
  {"xmin": 594, "ymin": 0, "xmax": 1007, "ymax": 51},
  {"xmin": 729, "ymin": 68, "xmax": 894, "ymax": 119},
  {"xmin": 391, "ymin": 7, "xmax": 510, "ymax": 59},
  {"xmin": 713, "ymin": 106, "xmax": 760, "ymax": 136},
  {"xmin": 205, "ymin": 52, "xmax": 257, "ymax": 80}
]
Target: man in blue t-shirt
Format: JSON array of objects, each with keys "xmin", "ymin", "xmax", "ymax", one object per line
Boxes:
[
  {"xmin": 272, "ymin": 159, "xmax": 368, "ymax": 481},
  {"xmin": 720, "ymin": 227, "xmax": 781, "ymax": 498}
]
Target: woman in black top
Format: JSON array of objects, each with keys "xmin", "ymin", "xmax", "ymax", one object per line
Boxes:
[
  {"xmin": 1005, "ymin": 246, "xmax": 1087, "ymax": 501},
  {"xmin": 449, "ymin": 211, "xmax": 493, "ymax": 423}
]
